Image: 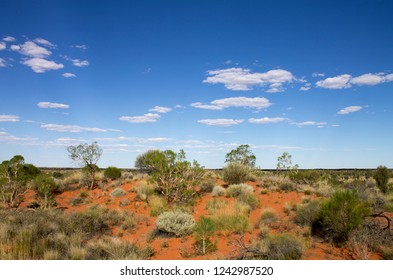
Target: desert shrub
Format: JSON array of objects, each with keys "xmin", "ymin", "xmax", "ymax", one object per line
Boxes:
[
  {"xmin": 290, "ymin": 170, "xmax": 322, "ymax": 185},
  {"xmin": 237, "ymin": 191, "xmax": 260, "ymax": 210},
  {"xmin": 374, "ymin": 166, "xmax": 390, "ymax": 194},
  {"xmin": 110, "ymin": 188, "xmax": 127, "ymax": 198},
  {"xmin": 33, "ymin": 175, "xmax": 61, "ymax": 208},
  {"xmin": 258, "ymin": 208, "xmax": 278, "ymax": 225},
  {"xmin": 104, "ymin": 166, "xmax": 122, "ymax": 180},
  {"xmin": 211, "ymin": 210, "xmax": 250, "ymax": 234},
  {"xmin": 312, "ymin": 190, "xmax": 371, "ymax": 243},
  {"xmin": 119, "ymin": 198, "xmax": 131, "ymax": 207},
  {"xmin": 193, "ymin": 216, "xmax": 216, "ymax": 255},
  {"xmin": 262, "ymin": 234, "xmax": 303, "ymax": 260},
  {"xmin": 69, "ymin": 197, "xmax": 85, "ymax": 206},
  {"xmin": 200, "ymin": 180, "xmax": 215, "ymax": 193},
  {"xmin": 234, "ymin": 201, "xmax": 252, "ymax": 216},
  {"xmin": 212, "ymin": 185, "xmax": 226, "ymax": 197},
  {"xmin": 223, "ymin": 162, "xmax": 250, "ymax": 185},
  {"xmin": 227, "ymin": 183, "xmax": 253, "ymax": 197},
  {"xmin": 381, "ymin": 248, "xmax": 393, "ymax": 260},
  {"xmin": 134, "ymin": 181, "xmax": 156, "ymax": 201},
  {"xmin": 148, "ymin": 195, "xmax": 167, "ymax": 217},
  {"xmin": 294, "ymin": 199, "xmax": 323, "ymax": 226},
  {"xmin": 279, "ymin": 181, "xmax": 297, "ymax": 192},
  {"xmin": 156, "ymin": 210, "xmax": 195, "ymax": 236},
  {"xmin": 206, "ymin": 198, "xmax": 228, "ymax": 215}
]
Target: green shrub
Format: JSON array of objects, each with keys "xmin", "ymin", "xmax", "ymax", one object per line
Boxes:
[
  {"xmin": 33, "ymin": 175, "xmax": 60, "ymax": 208},
  {"xmin": 211, "ymin": 212, "xmax": 250, "ymax": 234},
  {"xmin": 148, "ymin": 195, "xmax": 167, "ymax": 217},
  {"xmin": 212, "ymin": 185, "xmax": 226, "ymax": 197},
  {"xmin": 237, "ymin": 191, "xmax": 260, "ymax": 210},
  {"xmin": 312, "ymin": 190, "xmax": 371, "ymax": 243},
  {"xmin": 206, "ymin": 198, "xmax": 228, "ymax": 214},
  {"xmin": 134, "ymin": 181, "xmax": 156, "ymax": 201},
  {"xmin": 110, "ymin": 188, "xmax": 127, "ymax": 198},
  {"xmin": 294, "ymin": 200, "xmax": 323, "ymax": 226},
  {"xmin": 223, "ymin": 162, "xmax": 250, "ymax": 185},
  {"xmin": 227, "ymin": 183, "xmax": 253, "ymax": 197},
  {"xmin": 104, "ymin": 166, "xmax": 122, "ymax": 180},
  {"xmin": 279, "ymin": 182, "xmax": 297, "ymax": 192},
  {"xmin": 193, "ymin": 216, "xmax": 216, "ymax": 255},
  {"xmin": 258, "ymin": 208, "xmax": 278, "ymax": 224},
  {"xmin": 374, "ymin": 166, "xmax": 390, "ymax": 194},
  {"xmin": 263, "ymin": 234, "xmax": 303, "ymax": 260},
  {"xmin": 156, "ymin": 210, "xmax": 195, "ymax": 236},
  {"xmin": 200, "ymin": 180, "xmax": 215, "ymax": 193}
]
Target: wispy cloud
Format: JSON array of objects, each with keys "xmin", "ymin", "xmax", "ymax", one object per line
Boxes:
[
  {"xmin": 37, "ymin": 102, "xmax": 70, "ymax": 109},
  {"xmin": 337, "ymin": 105, "xmax": 363, "ymax": 115},
  {"xmin": 248, "ymin": 117, "xmax": 288, "ymax": 124},
  {"xmin": 0, "ymin": 58, "xmax": 6, "ymax": 67},
  {"xmin": 22, "ymin": 58, "xmax": 64, "ymax": 73},
  {"xmin": 300, "ymin": 83, "xmax": 311, "ymax": 91},
  {"xmin": 34, "ymin": 38, "xmax": 56, "ymax": 48},
  {"xmin": 203, "ymin": 67, "xmax": 296, "ymax": 92},
  {"xmin": 0, "ymin": 114, "xmax": 20, "ymax": 122},
  {"xmin": 12, "ymin": 41, "xmax": 51, "ymax": 58},
  {"xmin": 119, "ymin": 113, "xmax": 161, "ymax": 123},
  {"xmin": 62, "ymin": 72, "xmax": 76, "ymax": 78},
  {"xmin": 71, "ymin": 44, "xmax": 88, "ymax": 50},
  {"xmin": 312, "ymin": 72, "xmax": 325, "ymax": 77},
  {"xmin": 41, "ymin": 124, "xmax": 107, "ymax": 132},
  {"xmin": 71, "ymin": 58, "xmax": 89, "ymax": 67},
  {"xmin": 0, "ymin": 42, "xmax": 6, "ymax": 51},
  {"xmin": 292, "ymin": 121, "xmax": 327, "ymax": 127},
  {"xmin": 3, "ymin": 36, "xmax": 16, "ymax": 42},
  {"xmin": 149, "ymin": 106, "xmax": 172, "ymax": 113},
  {"xmin": 316, "ymin": 72, "xmax": 393, "ymax": 89},
  {"xmin": 191, "ymin": 97, "xmax": 272, "ymax": 110},
  {"xmin": 197, "ymin": 118, "xmax": 244, "ymax": 127}
]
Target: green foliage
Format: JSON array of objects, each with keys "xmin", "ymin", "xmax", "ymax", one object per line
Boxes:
[
  {"xmin": 67, "ymin": 142, "xmax": 102, "ymax": 189},
  {"xmin": 110, "ymin": 188, "xmax": 127, "ymax": 198},
  {"xmin": 262, "ymin": 234, "xmax": 303, "ymax": 260},
  {"xmin": 193, "ymin": 216, "xmax": 216, "ymax": 255},
  {"xmin": 276, "ymin": 152, "xmax": 299, "ymax": 175},
  {"xmin": 156, "ymin": 210, "xmax": 195, "ymax": 236},
  {"xmin": 225, "ymin": 144, "xmax": 256, "ymax": 168},
  {"xmin": 289, "ymin": 170, "xmax": 322, "ymax": 185},
  {"xmin": 294, "ymin": 199, "xmax": 323, "ymax": 226},
  {"xmin": 223, "ymin": 162, "xmax": 250, "ymax": 185},
  {"xmin": 211, "ymin": 212, "xmax": 250, "ymax": 234},
  {"xmin": 33, "ymin": 175, "xmax": 60, "ymax": 208},
  {"xmin": 212, "ymin": 185, "xmax": 226, "ymax": 197},
  {"xmin": 148, "ymin": 195, "xmax": 167, "ymax": 217},
  {"xmin": 374, "ymin": 165, "xmax": 390, "ymax": 194},
  {"xmin": 135, "ymin": 149, "xmax": 204, "ymax": 203},
  {"xmin": 134, "ymin": 181, "xmax": 156, "ymax": 201},
  {"xmin": 104, "ymin": 166, "xmax": 122, "ymax": 180},
  {"xmin": 0, "ymin": 155, "xmax": 40, "ymax": 208},
  {"xmin": 258, "ymin": 208, "xmax": 278, "ymax": 224},
  {"xmin": 237, "ymin": 191, "xmax": 260, "ymax": 210},
  {"xmin": 206, "ymin": 198, "xmax": 228, "ymax": 214},
  {"xmin": 312, "ymin": 190, "xmax": 371, "ymax": 243}
]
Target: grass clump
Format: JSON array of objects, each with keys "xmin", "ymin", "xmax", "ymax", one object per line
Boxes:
[
  {"xmin": 193, "ymin": 216, "xmax": 216, "ymax": 255},
  {"xmin": 148, "ymin": 195, "xmax": 167, "ymax": 217},
  {"xmin": 156, "ymin": 210, "xmax": 195, "ymax": 237},
  {"xmin": 261, "ymin": 234, "xmax": 303, "ymax": 260},
  {"xmin": 237, "ymin": 191, "xmax": 260, "ymax": 210},
  {"xmin": 222, "ymin": 162, "xmax": 250, "ymax": 185},
  {"xmin": 294, "ymin": 199, "xmax": 323, "ymax": 226},
  {"xmin": 134, "ymin": 181, "xmax": 156, "ymax": 201},
  {"xmin": 110, "ymin": 188, "xmax": 127, "ymax": 198},
  {"xmin": 226, "ymin": 183, "xmax": 253, "ymax": 197},
  {"xmin": 104, "ymin": 166, "xmax": 122, "ymax": 180},
  {"xmin": 212, "ymin": 185, "xmax": 226, "ymax": 197},
  {"xmin": 258, "ymin": 208, "xmax": 278, "ymax": 225}
]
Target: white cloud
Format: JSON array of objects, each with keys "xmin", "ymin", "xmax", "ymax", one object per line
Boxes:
[
  {"xmin": 71, "ymin": 45, "xmax": 88, "ymax": 50},
  {"xmin": 316, "ymin": 72, "xmax": 393, "ymax": 89},
  {"xmin": 293, "ymin": 121, "xmax": 327, "ymax": 127},
  {"xmin": 149, "ymin": 106, "xmax": 172, "ymax": 113},
  {"xmin": 203, "ymin": 67, "xmax": 296, "ymax": 92},
  {"xmin": 0, "ymin": 58, "xmax": 6, "ymax": 67},
  {"xmin": 197, "ymin": 118, "xmax": 244, "ymax": 127},
  {"xmin": 248, "ymin": 117, "xmax": 288, "ymax": 124},
  {"xmin": 41, "ymin": 124, "xmax": 107, "ymax": 132},
  {"xmin": 62, "ymin": 72, "xmax": 76, "ymax": 78},
  {"xmin": 300, "ymin": 83, "xmax": 311, "ymax": 91},
  {"xmin": 3, "ymin": 36, "xmax": 16, "ymax": 42},
  {"xmin": 192, "ymin": 97, "xmax": 272, "ymax": 111},
  {"xmin": 13, "ymin": 41, "xmax": 51, "ymax": 58},
  {"xmin": 22, "ymin": 58, "xmax": 64, "ymax": 73},
  {"xmin": 190, "ymin": 102, "xmax": 223, "ymax": 110},
  {"xmin": 34, "ymin": 38, "xmax": 56, "ymax": 48},
  {"xmin": 0, "ymin": 42, "xmax": 6, "ymax": 51},
  {"xmin": 0, "ymin": 114, "xmax": 20, "ymax": 122},
  {"xmin": 337, "ymin": 106, "xmax": 363, "ymax": 115},
  {"xmin": 37, "ymin": 102, "xmax": 70, "ymax": 109},
  {"xmin": 119, "ymin": 113, "xmax": 161, "ymax": 123},
  {"xmin": 316, "ymin": 74, "xmax": 352, "ymax": 89},
  {"xmin": 350, "ymin": 73, "xmax": 385, "ymax": 86},
  {"xmin": 312, "ymin": 72, "xmax": 325, "ymax": 77},
  {"xmin": 70, "ymin": 58, "xmax": 89, "ymax": 67}
]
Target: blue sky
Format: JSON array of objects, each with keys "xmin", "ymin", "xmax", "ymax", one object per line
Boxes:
[{"xmin": 1, "ymin": 0, "xmax": 393, "ymax": 169}]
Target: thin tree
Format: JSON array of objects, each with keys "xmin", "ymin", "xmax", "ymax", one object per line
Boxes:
[{"xmin": 67, "ymin": 142, "xmax": 102, "ymax": 189}]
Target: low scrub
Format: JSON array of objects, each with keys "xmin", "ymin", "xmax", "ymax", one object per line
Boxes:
[
  {"xmin": 212, "ymin": 185, "xmax": 226, "ymax": 197},
  {"xmin": 226, "ymin": 183, "xmax": 253, "ymax": 197},
  {"xmin": 261, "ymin": 234, "xmax": 303, "ymax": 260},
  {"xmin": 104, "ymin": 166, "xmax": 122, "ymax": 180},
  {"xmin": 156, "ymin": 210, "xmax": 195, "ymax": 237},
  {"xmin": 110, "ymin": 188, "xmax": 127, "ymax": 198},
  {"xmin": 294, "ymin": 199, "xmax": 323, "ymax": 226},
  {"xmin": 148, "ymin": 195, "xmax": 167, "ymax": 217},
  {"xmin": 222, "ymin": 162, "xmax": 250, "ymax": 185},
  {"xmin": 134, "ymin": 181, "xmax": 156, "ymax": 201}
]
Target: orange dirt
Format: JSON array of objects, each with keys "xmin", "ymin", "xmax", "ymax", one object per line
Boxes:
[{"xmin": 17, "ymin": 179, "xmax": 386, "ymax": 260}]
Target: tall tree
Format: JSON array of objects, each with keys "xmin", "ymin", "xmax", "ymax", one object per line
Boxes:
[{"xmin": 225, "ymin": 144, "xmax": 256, "ymax": 168}]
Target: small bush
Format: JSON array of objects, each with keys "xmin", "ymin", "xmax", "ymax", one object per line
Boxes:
[
  {"xmin": 193, "ymin": 216, "xmax": 216, "ymax": 255},
  {"xmin": 263, "ymin": 234, "xmax": 303, "ymax": 260},
  {"xmin": 104, "ymin": 166, "xmax": 122, "ymax": 180},
  {"xmin": 200, "ymin": 180, "xmax": 215, "ymax": 193},
  {"xmin": 211, "ymin": 211, "xmax": 250, "ymax": 234},
  {"xmin": 227, "ymin": 183, "xmax": 253, "ymax": 197},
  {"xmin": 212, "ymin": 185, "xmax": 226, "ymax": 197},
  {"xmin": 312, "ymin": 190, "xmax": 371, "ymax": 243},
  {"xmin": 134, "ymin": 182, "xmax": 156, "ymax": 201},
  {"xmin": 294, "ymin": 200, "xmax": 323, "ymax": 226},
  {"xmin": 279, "ymin": 182, "xmax": 297, "ymax": 192},
  {"xmin": 69, "ymin": 197, "xmax": 85, "ymax": 206},
  {"xmin": 374, "ymin": 166, "xmax": 390, "ymax": 194},
  {"xmin": 148, "ymin": 195, "xmax": 167, "ymax": 217},
  {"xmin": 206, "ymin": 198, "xmax": 228, "ymax": 215},
  {"xmin": 223, "ymin": 162, "xmax": 250, "ymax": 185},
  {"xmin": 237, "ymin": 191, "xmax": 260, "ymax": 210},
  {"xmin": 258, "ymin": 208, "xmax": 278, "ymax": 224},
  {"xmin": 110, "ymin": 188, "xmax": 127, "ymax": 198},
  {"xmin": 156, "ymin": 211, "xmax": 195, "ymax": 236}
]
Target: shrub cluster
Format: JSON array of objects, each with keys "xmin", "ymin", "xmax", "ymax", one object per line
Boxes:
[
  {"xmin": 223, "ymin": 162, "xmax": 250, "ymax": 185},
  {"xmin": 156, "ymin": 210, "xmax": 195, "ymax": 236},
  {"xmin": 104, "ymin": 166, "xmax": 122, "ymax": 180}
]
